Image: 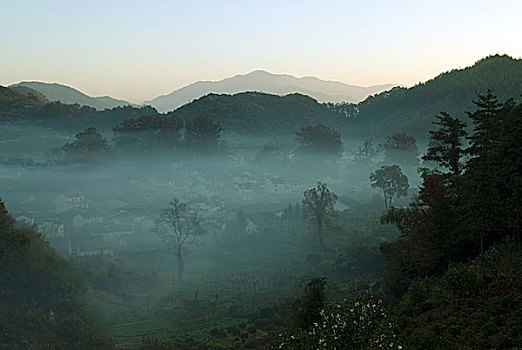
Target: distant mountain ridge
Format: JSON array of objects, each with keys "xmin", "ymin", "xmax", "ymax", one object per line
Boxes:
[
  {"xmin": 9, "ymin": 81, "xmax": 132, "ymax": 110},
  {"xmin": 144, "ymin": 70, "xmax": 396, "ymax": 113},
  {"xmin": 2, "ymin": 54, "xmax": 520, "ymax": 139},
  {"xmin": 168, "ymin": 55, "xmax": 522, "ymax": 138}
]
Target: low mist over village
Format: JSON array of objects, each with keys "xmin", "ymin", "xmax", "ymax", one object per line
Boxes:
[{"xmin": 1, "ymin": 1, "xmax": 522, "ymax": 349}]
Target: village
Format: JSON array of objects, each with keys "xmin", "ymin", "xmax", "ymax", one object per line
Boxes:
[{"xmin": 2, "ymin": 156, "xmax": 370, "ymax": 260}]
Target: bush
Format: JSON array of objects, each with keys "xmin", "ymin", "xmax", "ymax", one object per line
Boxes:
[
  {"xmin": 493, "ymin": 335, "xmax": 513, "ymax": 348},
  {"xmin": 254, "ymin": 319, "xmax": 270, "ymax": 329},
  {"xmin": 480, "ymin": 322, "xmax": 496, "ymax": 337},
  {"xmin": 278, "ymin": 293, "xmax": 402, "ymax": 349},
  {"xmin": 208, "ymin": 327, "xmax": 220, "ymax": 337}
]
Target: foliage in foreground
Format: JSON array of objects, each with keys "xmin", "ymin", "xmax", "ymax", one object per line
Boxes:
[
  {"xmin": 381, "ymin": 93, "xmax": 522, "ymax": 296},
  {"xmin": 397, "ymin": 241, "xmax": 522, "ymax": 349},
  {"xmin": 277, "ymin": 292, "xmax": 402, "ymax": 350}
]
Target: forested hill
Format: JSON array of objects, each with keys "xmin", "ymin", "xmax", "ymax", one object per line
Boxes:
[
  {"xmin": 2, "ymin": 55, "xmax": 521, "ymax": 138},
  {"xmin": 166, "ymin": 55, "xmax": 522, "ymax": 137},
  {"xmin": 172, "ymin": 92, "xmax": 347, "ymax": 135},
  {"xmin": 350, "ymin": 54, "xmax": 522, "ymax": 137},
  {"xmin": 0, "ymin": 85, "xmax": 48, "ymax": 106},
  {"xmin": 0, "ymin": 85, "xmax": 157, "ymax": 131},
  {"xmin": 10, "ymin": 81, "xmax": 131, "ymax": 110},
  {"xmin": 0, "ymin": 200, "xmax": 113, "ymax": 349}
]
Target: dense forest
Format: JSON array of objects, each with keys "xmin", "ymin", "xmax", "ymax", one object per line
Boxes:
[{"xmin": 350, "ymin": 54, "xmax": 522, "ymax": 136}]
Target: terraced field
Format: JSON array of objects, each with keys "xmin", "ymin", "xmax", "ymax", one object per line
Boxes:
[
  {"xmin": 105, "ymin": 278, "xmax": 294, "ymax": 349},
  {"xmin": 110, "ymin": 319, "xmax": 175, "ymax": 349}
]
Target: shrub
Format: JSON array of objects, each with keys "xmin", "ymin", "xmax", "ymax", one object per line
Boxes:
[
  {"xmin": 277, "ymin": 293, "xmax": 402, "ymax": 349},
  {"xmin": 480, "ymin": 322, "xmax": 496, "ymax": 337}
]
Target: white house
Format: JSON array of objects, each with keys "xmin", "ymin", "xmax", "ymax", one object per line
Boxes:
[
  {"xmin": 56, "ymin": 194, "xmax": 88, "ymax": 214},
  {"xmin": 264, "ymin": 177, "xmax": 292, "ymax": 194},
  {"xmin": 15, "ymin": 215, "xmax": 34, "ymax": 226}
]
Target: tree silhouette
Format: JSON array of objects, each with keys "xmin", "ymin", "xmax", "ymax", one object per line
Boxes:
[
  {"xmin": 354, "ymin": 139, "xmax": 378, "ymax": 167},
  {"xmin": 370, "ymin": 165, "xmax": 409, "ymax": 209},
  {"xmin": 423, "ymin": 112, "xmax": 467, "ymax": 176},
  {"xmin": 302, "ymin": 182, "xmax": 338, "ymax": 247},
  {"xmin": 62, "ymin": 127, "xmax": 110, "ymax": 162},
  {"xmin": 184, "ymin": 115, "xmax": 223, "ymax": 151},
  {"xmin": 296, "ymin": 124, "xmax": 343, "ymax": 158},
  {"xmin": 461, "ymin": 91, "xmax": 510, "ymax": 253},
  {"xmin": 382, "ymin": 132, "xmax": 419, "ymax": 166},
  {"xmin": 154, "ymin": 199, "xmax": 205, "ymax": 281},
  {"xmin": 113, "ymin": 114, "xmax": 183, "ymax": 151}
]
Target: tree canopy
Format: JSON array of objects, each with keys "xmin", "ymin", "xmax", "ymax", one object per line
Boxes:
[
  {"xmin": 423, "ymin": 112, "xmax": 467, "ymax": 176},
  {"xmin": 380, "ymin": 93, "xmax": 522, "ymax": 296},
  {"xmin": 354, "ymin": 139, "xmax": 378, "ymax": 166},
  {"xmin": 382, "ymin": 132, "xmax": 419, "ymax": 166},
  {"xmin": 113, "ymin": 114, "xmax": 184, "ymax": 151},
  {"xmin": 370, "ymin": 165, "xmax": 409, "ymax": 209},
  {"xmin": 62, "ymin": 127, "xmax": 110, "ymax": 162},
  {"xmin": 302, "ymin": 182, "xmax": 338, "ymax": 246},
  {"xmin": 296, "ymin": 124, "xmax": 343, "ymax": 158},
  {"xmin": 184, "ymin": 115, "xmax": 224, "ymax": 152}
]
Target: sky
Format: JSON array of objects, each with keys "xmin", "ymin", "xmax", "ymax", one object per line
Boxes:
[{"xmin": 1, "ymin": 0, "xmax": 521, "ymax": 103}]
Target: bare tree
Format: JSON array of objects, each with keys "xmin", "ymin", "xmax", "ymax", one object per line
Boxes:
[
  {"xmin": 154, "ymin": 198, "xmax": 204, "ymax": 281},
  {"xmin": 355, "ymin": 139, "xmax": 378, "ymax": 167}
]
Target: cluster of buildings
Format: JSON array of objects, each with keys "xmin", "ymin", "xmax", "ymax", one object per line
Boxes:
[{"xmin": 5, "ymin": 159, "xmax": 368, "ymax": 258}]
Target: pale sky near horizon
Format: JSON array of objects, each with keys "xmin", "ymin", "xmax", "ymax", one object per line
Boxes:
[{"xmin": 1, "ymin": 0, "xmax": 521, "ymax": 103}]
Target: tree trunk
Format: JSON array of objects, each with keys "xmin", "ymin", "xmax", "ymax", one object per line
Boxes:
[
  {"xmin": 177, "ymin": 247, "xmax": 184, "ymax": 281},
  {"xmin": 517, "ymin": 210, "xmax": 520, "ymax": 245},
  {"xmin": 317, "ymin": 217, "xmax": 323, "ymax": 247}
]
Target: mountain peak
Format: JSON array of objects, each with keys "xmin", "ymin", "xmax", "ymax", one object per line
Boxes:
[
  {"xmin": 244, "ymin": 69, "xmax": 275, "ymax": 76},
  {"xmin": 144, "ymin": 72, "xmax": 395, "ymax": 113}
]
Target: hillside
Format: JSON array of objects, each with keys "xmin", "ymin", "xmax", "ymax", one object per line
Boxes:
[
  {"xmin": 0, "ymin": 86, "xmax": 48, "ymax": 105},
  {"xmin": 397, "ymin": 242, "xmax": 522, "ymax": 349},
  {"xmin": 10, "ymin": 82, "xmax": 131, "ymax": 110},
  {"xmin": 351, "ymin": 54, "xmax": 522, "ymax": 137},
  {"xmin": 171, "ymin": 92, "xmax": 347, "ymax": 135},
  {"xmin": 159, "ymin": 55, "xmax": 522, "ymax": 138},
  {"xmin": 144, "ymin": 70, "xmax": 395, "ymax": 113},
  {"xmin": 0, "ymin": 200, "xmax": 114, "ymax": 349},
  {"xmin": 6, "ymin": 86, "xmax": 49, "ymax": 104},
  {"xmin": 0, "ymin": 87, "xmax": 157, "ymax": 133}
]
